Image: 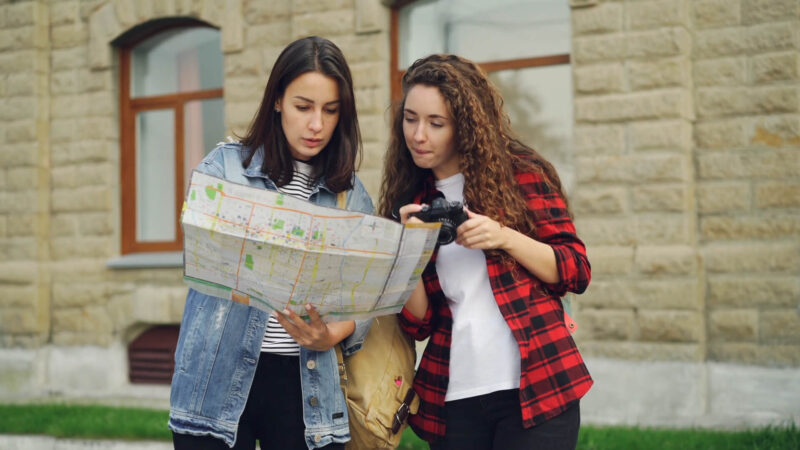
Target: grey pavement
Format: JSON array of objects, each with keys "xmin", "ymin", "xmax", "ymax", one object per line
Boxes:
[{"xmin": 0, "ymin": 435, "xmax": 171, "ymax": 450}]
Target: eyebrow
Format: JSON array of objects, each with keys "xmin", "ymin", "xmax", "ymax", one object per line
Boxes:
[
  {"xmin": 403, "ymin": 108, "xmax": 448, "ymax": 120},
  {"xmin": 292, "ymin": 95, "xmax": 340, "ymax": 106}
]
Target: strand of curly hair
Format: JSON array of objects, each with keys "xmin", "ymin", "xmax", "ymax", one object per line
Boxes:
[{"xmin": 378, "ymin": 54, "xmax": 569, "ymax": 264}]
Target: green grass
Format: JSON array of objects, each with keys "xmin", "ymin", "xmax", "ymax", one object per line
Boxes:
[
  {"xmin": 1, "ymin": 403, "xmax": 798, "ymax": 449},
  {"xmin": 0, "ymin": 404, "xmax": 171, "ymax": 441}
]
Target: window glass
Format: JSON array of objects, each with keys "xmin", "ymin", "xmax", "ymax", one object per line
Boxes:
[
  {"xmin": 136, "ymin": 109, "xmax": 176, "ymax": 242},
  {"xmin": 184, "ymin": 98, "xmax": 225, "ymax": 188},
  {"xmin": 131, "ymin": 27, "xmax": 223, "ymax": 98},
  {"xmin": 488, "ymin": 65, "xmax": 574, "ymax": 192},
  {"xmin": 399, "ymin": 0, "xmax": 570, "ymax": 68}
]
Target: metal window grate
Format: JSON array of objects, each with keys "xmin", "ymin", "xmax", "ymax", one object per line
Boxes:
[{"xmin": 128, "ymin": 325, "xmax": 180, "ymax": 384}]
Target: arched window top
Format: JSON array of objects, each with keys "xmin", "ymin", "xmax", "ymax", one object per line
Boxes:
[{"xmin": 131, "ymin": 26, "xmax": 223, "ymax": 98}]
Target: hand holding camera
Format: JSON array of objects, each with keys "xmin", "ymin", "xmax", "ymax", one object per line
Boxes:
[{"xmin": 408, "ymin": 197, "xmax": 469, "ymax": 245}]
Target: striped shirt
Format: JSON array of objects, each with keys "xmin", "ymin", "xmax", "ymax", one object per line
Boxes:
[{"xmin": 261, "ymin": 159, "xmax": 315, "ymax": 356}]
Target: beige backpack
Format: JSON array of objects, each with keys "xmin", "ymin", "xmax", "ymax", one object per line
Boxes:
[{"xmin": 334, "ymin": 191, "xmax": 419, "ymax": 449}]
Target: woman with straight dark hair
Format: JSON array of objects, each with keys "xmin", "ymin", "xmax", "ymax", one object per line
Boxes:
[
  {"xmin": 379, "ymin": 53, "xmax": 592, "ymax": 450},
  {"xmin": 169, "ymin": 36, "xmax": 374, "ymax": 450}
]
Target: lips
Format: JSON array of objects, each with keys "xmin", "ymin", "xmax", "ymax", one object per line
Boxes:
[{"xmin": 303, "ymin": 138, "xmax": 323, "ymax": 147}]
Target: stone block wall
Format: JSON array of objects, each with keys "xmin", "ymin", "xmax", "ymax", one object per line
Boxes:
[
  {"xmin": 693, "ymin": 0, "xmax": 800, "ymax": 366},
  {"xmin": 0, "ymin": 0, "xmax": 51, "ymax": 349},
  {"xmin": 570, "ymin": 0, "xmax": 799, "ymax": 367},
  {"xmin": 571, "ymin": 0, "xmax": 704, "ymax": 362},
  {"xmin": 0, "ymin": 0, "xmax": 391, "ymax": 397}
]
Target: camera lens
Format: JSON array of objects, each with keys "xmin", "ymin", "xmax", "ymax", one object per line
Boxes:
[{"xmin": 437, "ymin": 220, "xmax": 457, "ymax": 245}]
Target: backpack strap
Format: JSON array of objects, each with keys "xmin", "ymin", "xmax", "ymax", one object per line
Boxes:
[
  {"xmin": 334, "ymin": 188, "xmax": 348, "ymax": 393},
  {"xmin": 336, "ymin": 191, "xmax": 347, "ymax": 209}
]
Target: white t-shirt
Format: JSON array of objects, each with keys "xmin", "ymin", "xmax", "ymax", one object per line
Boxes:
[{"xmin": 433, "ymin": 173, "xmax": 521, "ymax": 402}]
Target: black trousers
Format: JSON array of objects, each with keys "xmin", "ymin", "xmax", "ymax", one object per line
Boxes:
[
  {"xmin": 430, "ymin": 389, "xmax": 581, "ymax": 450},
  {"xmin": 173, "ymin": 353, "xmax": 345, "ymax": 450}
]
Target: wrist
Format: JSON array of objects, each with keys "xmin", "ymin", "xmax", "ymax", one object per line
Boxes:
[{"xmin": 499, "ymin": 226, "xmax": 515, "ymax": 252}]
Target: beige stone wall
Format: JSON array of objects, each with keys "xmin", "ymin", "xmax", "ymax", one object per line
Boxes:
[
  {"xmin": 693, "ymin": 0, "xmax": 800, "ymax": 365},
  {"xmin": 0, "ymin": 0, "xmax": 391, "ymax": 351},
  {"xmin": 1, "ymin": 0, "xmax": 797, "ymax": 378},
  {"xmin": 0, "ymin": 1, "xmax": 51, "ymax": 349},
  {"xmin": 570, "ymin": 0, "xmax": 799, "ymax": 367}
]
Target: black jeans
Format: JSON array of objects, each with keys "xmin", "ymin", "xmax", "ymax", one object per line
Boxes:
[
  {"xmin": 172, "ymin": 353, "xmax": 345, "ymax": 450},
  {"xmin": 430, "ymin": 389, "xmax": 580, "ymax": 450}
]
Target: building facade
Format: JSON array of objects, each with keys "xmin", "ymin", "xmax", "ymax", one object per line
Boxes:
[{"xmin": 0, "ymin": 0, "xmax": 798, "ymax": 428}]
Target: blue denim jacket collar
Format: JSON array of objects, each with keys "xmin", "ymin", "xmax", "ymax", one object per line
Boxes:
[{"xmin": 242, "ymin": 146, "xmax": 337, "ymax": 198}]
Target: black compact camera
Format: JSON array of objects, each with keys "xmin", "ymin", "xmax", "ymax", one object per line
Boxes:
[{"xmin": 410, "ymin": 197, "xmax": 469, "ymax": 245}]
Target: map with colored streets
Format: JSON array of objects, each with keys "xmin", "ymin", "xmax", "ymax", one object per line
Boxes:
[{"xmin": 181, "ymin": 171, "xmax": 440, "ymax": 321}]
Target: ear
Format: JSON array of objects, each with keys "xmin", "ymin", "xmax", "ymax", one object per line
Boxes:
[{"xmin": 274, "ymin": 99, "xmax": 281, "ymax": 113}]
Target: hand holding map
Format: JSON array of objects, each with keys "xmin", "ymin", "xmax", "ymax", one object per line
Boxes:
[{"xmin": 181, "ymin": 171, "xmax": 440, "ymax": 321}]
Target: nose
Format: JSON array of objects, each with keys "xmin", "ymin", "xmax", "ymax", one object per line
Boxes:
[
  {"xmin": 308, "ymin": 110, "xmax": 323, "ymax": 133},
  {"xmin": 413, "ymin": 123, "xmax": 426, "ymax": 143}
]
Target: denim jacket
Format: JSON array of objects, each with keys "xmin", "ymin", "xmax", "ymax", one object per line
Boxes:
[{"xmin": 169, "ymin": 142, "xmax": 374, "ymax": 448}]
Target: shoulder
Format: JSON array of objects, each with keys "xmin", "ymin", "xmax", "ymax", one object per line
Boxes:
[
  {"xmin": 195, "ymin": 141, "xmax": 252, "ymax": 179},
  {"xmin": 514, "ymin": 166, "xmax": 550, "ymax": 195},
  {"xmin": 346, "ymin": 174, "xmax": 375, "ymax": 215}
]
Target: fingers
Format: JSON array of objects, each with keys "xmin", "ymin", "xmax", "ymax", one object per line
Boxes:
[
  {"xmin": 455, "ymin": 213, "xmax": 504, "ymax": 250},
  {"xmin": 272, "ymin": 307, "xmax": 301, "ymax": 334},
  {"xmin": 398, "ymin": 203, "xmax": 425, "ymax": 224},
  {"xmin": 273, "ymin": 304, "xmax": 331, "ymax": 351}
]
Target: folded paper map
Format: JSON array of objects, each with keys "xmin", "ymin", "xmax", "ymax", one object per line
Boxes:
[{"xmin": 181, "ymin": 171, "xmax": 440, "ymax": 321}]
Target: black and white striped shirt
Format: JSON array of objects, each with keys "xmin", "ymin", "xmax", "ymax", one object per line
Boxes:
[{"xmin": 261, "ymin": 159, "xmax": 315, "ymax": 356}]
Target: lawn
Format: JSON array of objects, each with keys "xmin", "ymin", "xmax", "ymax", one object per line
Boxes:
[{"xmin": 1, "ymin": 403, "xmax": 797, "ymax": 449}]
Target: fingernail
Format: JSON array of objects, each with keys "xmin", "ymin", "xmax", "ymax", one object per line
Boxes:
[
  {"xmin": 305, "ymin": 304, "xmax": 312, "ymax": 311},
  {"xmin": 282, "ymin": 308, "xmax": 290, "ymax": 315}
]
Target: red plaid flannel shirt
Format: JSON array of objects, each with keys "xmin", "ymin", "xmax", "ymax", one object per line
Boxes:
[{"xmin": 398, "ymin": 167, "xmax": 593, "ymax": 443}]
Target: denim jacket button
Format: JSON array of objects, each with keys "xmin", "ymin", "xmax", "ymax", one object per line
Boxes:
[
  {"xmin": 309, "ymin": 396, "xmax": 319, "ymax": 406},
  {"xmin": 314, "ymin": 434, "xmax": 322, "ymax": 443},
  {"xmin": 306, "ymin": 360, "xmax": 316, "ymax": 370}
]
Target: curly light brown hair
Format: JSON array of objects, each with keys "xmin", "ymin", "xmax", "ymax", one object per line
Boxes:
[{"xmin": 378, "ymin": 54, "xmax": 569, "ymax": 244}]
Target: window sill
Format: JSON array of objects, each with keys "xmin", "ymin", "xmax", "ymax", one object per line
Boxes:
[{"xmin": 106, "ymin": 251, "xmax": 183, "ymax": 269}]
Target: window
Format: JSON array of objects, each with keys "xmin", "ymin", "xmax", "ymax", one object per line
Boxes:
[
  {"xmin": 118, "ymin": 21, "xmax": 224, "ymax": 254},
  {"xmin": 391, "ymin": 0, "xmax": 574, "ymax": 190}
]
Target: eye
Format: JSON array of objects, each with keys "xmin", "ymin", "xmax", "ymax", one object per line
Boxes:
[
  {"xmin": 324, "ymin": 107, "xmax": 339, "ymax": 114},
  {"xmin": 431, "ymin": 122, "xmax": 444, "ymax": 128},
  {"xmin": 403, "ymin": 116, "xmax": 417, "ymax": 124},
  {"xmin": 295, "ymin": 105, "xmax": 310, "ymax": 111}
]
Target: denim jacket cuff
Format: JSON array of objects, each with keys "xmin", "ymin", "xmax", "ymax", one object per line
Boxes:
[{"xmin": 340, "ymin": 318, "xmax": 372, "ymax": 356}]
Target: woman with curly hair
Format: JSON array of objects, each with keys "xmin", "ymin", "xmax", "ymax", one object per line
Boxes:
[{"xmin": 378, "ymin": 54, "xmax": 593, "ymax": 450}]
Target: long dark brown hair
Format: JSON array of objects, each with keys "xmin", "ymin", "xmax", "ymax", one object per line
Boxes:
[
  {"xmin": 240, "ymin": 36, "xmax": 361, "ymax": 192},
  {"xmin": 378, "ymin": 54, "xmax": 568, "ymax": 245}
]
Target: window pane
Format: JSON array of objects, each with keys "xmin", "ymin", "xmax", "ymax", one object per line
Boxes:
[
  {"xmin": 136, "ymin": 109, "xmax": 176, "ymax": 242},
  {"xmin": 488, "ymin": 64, "xmax": 574, "ymax": 192},
  {"xmin": 184, "ymin": 98, "xmax": 225, "ymax": 189},
  {"xmin": 399, "ymin": 0, "xmax": 570, "ymax": 68},
  {"xmin": 131, "ymin": 27, "xmax": 223, "ymax": 97}
]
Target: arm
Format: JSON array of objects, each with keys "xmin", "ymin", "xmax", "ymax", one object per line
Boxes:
[
  {"xmin": 456, "ymin": 171, "xmax": 590, "ymax": 295},
  {"xmin": 457, "ymin": 211, "xmax": 560, "ymax": 284}
]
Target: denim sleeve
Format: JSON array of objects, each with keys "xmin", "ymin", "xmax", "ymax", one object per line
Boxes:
[
  {"xmin": 341, "ymin": 318, "xmax": 372, "ymax": 356},
  {"xmin": 347, "ymin": 175, "xmax": 375, "ymax": 215},
  {"xmin": 194, "ymin": 146, "xmax": 226, "ymax": 178}
]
